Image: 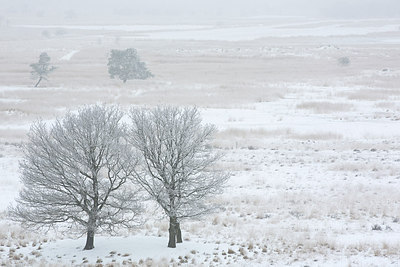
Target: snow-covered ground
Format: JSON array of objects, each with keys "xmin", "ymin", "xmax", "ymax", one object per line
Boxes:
[
  {"xmin": 139, "ymin": 23, "xmax": 400, "ymax": 41},
  {"xmin": 24, "ymin": 235, "xmax": 232, "ymax": 266},
  {"xmin": 16, "ymin": 20, "xmax": 400, "ymax": 41},
  {"xmin": 1, "ymin": 17, "xmax": 400, "ymax": 266}
]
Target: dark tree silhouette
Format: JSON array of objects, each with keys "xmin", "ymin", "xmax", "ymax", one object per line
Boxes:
[
  {"xmin": 107, "ymin": 48, "xmax": 153, "ymax": 83},
  {"xmin": 30, "ymin": 52, "xmax": 56, "ymax": 87}
]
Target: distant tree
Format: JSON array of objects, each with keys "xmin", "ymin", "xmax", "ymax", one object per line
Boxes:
[
  {"xmin": 338, "ymin": 56, "xmax": 350, "ymax": 66},
  {"xmin": 107, "ymin": 48, "xmax": 153, "ymax": 83},
  {"xmin": 9, "ymin": 105, "xmax": 143, "ymax": 250},
  {"xmin": 129, "ymin": 106, "xmax": 228, "ymax": 248},
  {"xmin": 41, "ymin": 30, "xmax": 51, "ymax": 38},
  {"xmin": 55, "ymin": 28, "xmax": 68, "ymax": 36},
  {"xmin": 64, "ymin": 9, "xmax": 77, "ymax": 19},
  {"xmin": 30, "ymin": 52, "xmax": 56, "ymax": 87}
]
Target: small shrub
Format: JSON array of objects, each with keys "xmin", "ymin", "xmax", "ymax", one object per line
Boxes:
[
  {"xmin": 338, "ymin": 57, "xmax": 350, "ymax": 66},
  {"xmin": 42, "ymin": 30, "xmax": 51, "ymax": 38},
  {"xmin": 248, "ymin": 243, "xmax": 254, "ymax": 250},
  {"xmin": 12, "ymin": 254, "xmax": 22, "ymax": 261},
  {"xmin": 30, "ymin": 250, "xmax": 41, "ymax": 257},
  {"xmin": 371, "ymin": 224, "xmax": 382, "ymax": 231},
  {"xmin": 55, "ymin": 28, "xmax": 67, "ymax": 36},
  {"xmin": 212, "ymin": 216, "xmax": 219, "ymax": 225}
]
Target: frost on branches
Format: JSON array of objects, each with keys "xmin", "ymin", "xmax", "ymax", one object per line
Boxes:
[
  {"xmin": 9, "ymin": 105, "xmax": 143, "ymax": 250},
  {"xmin": 129, "ymin": 106, "xmax": 228, "ymax": 248},
  {"xmin": 107, "ymin": 48, "xmax": 153, "ymax": 83}
]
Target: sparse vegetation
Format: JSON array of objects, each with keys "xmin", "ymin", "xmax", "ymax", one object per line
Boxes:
[
  {"xmin": 372, "ymin": 224, "xmax": 382, "ymax": 231},
  {"xmin": 296, "ymin": 101, "xmax": 353, "ymax": 113}
]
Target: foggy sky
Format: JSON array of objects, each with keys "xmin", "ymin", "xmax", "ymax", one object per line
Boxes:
[{"xmin": 1, "ymin": 0, "xmax": 399, "ymax": 21}]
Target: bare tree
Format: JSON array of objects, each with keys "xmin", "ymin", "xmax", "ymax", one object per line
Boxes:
[
  {"xmin": 129, "ymin": 106, "xmax": 228, "ymax": 248},
  {"xmin": 107, "ymin": 48, "xmax": 153, "ymax": 83},
  {"xmin": 9, "ymin": 105, "xmax": 143, "ymax": 250},
  {"xmin": 30, "ymin": 52, "xmax": 56, "ymax": 87}
]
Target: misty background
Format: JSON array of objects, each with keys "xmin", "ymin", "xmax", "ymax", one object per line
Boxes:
[{"xmin": 1, "ymin": 0, "xmax": 399, "ymax": 24}]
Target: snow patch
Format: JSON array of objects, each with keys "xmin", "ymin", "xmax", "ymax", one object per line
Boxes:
[
  {"xmin": 0, "ymin": 86, "xmax": 60, "ymax": 92},
  {"xmin": 137, "ymin": 24, "xmax": 400, "ymax": 41},
  {"xmin": 59, "ymin": 50, "xmax": 79, "ymax": 61},
  {"xmin": 0, "ymin": 98, "xmax": 26, "ymax": 103},
  {"xmin": 38, "ymin": 235, "xmax": 223, "ymax": 265}
]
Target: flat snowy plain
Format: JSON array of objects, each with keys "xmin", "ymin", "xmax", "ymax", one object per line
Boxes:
[{"xmin": 1, "ymin": 17, "xmax": 400, "ymax": 266}]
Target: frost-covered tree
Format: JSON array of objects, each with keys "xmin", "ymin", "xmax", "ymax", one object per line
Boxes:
[
  {"xmin": 9, "ymin": 105, "xmax": 143, "ymax": 250},
  {"xmin": 107, "ymin": 48, "xmax": 153, "ymax": 83},
  {"xmin": 30, "ymin": 52, "xmax": 56, "ymax": 87},
  {"xmin": 129, "ymin": 106, "xmax": 228, "ymax": 248}
]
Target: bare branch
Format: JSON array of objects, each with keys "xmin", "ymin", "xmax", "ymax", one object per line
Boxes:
[{"xmin": 128, "ymin": 106, "xmax": 228, "ymax": 222}]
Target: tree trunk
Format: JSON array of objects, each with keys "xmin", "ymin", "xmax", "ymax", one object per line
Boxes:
[
  {"xmin": 83, "ymin": 230, "xmax": 95, "ymax": 250},
  {"xmin": 167, "ymin": 217, "xmax": 177, "ymax": 248},
  {"xmin": 84, "ymin": 214, "xmax": 96, "ymax": 250},
  {"xmin": 34, "ymin": 77, "xmax": 42, "ymax": 87},
  {"xmin": 176, "ymin": 222, "xmax": 182, "ymax": 243}
]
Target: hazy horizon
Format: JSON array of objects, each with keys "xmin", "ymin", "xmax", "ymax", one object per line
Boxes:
[{"xmin": 1, "ymin": 0, "xmax": 400, "ymax": 23}]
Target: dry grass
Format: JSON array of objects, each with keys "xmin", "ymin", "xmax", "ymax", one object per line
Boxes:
[
  {"xmin": 214, "ymin": 128, "xmax": 342, "ymax": 149},
  {"xmin": 296, "ymin": 101, "xmax": 353, "ymax": 113},
  {"xmin": 341, "ymin": 89, "xmax": 400, "ymax": 101},
  {"xmin": 374, "ymin": 101, "xmax": 400, "ymax": 110},
  {"xmin": 289, "ymin": 131, "xmax": 343, "ymax": 140},
  {"xmin": 216, "ymin": 128, "xmax": 290, "ymax": 140}
]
